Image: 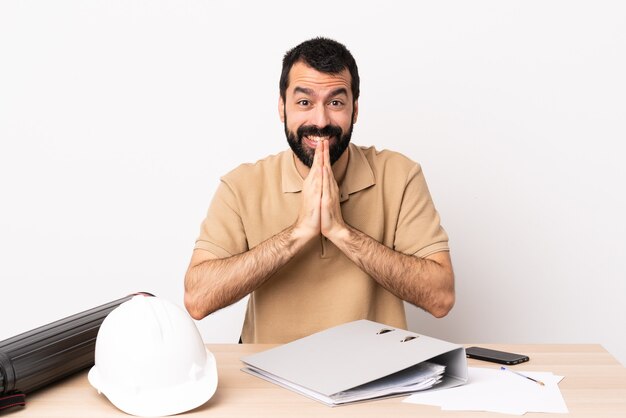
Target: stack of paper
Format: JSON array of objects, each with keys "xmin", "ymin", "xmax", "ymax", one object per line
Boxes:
[
  {"xmin": 404, "ymin": 367, "xmax": 568, "ymax": 415},
  {"xmin": 330, "ymin": 362, "xmax": 446, "ymax": 404}
]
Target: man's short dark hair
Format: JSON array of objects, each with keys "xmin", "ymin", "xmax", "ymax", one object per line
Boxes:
[{"xmin": 280, "ymin": 37, "xmax": 360, "ymax": 102}]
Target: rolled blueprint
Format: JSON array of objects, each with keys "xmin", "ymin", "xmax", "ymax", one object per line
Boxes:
[{"xmin": 0, "ymin": 292, "xmax": 153, "ymax": 410}]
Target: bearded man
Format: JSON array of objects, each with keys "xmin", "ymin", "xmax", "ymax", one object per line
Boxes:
[{"xmin": 184, "ymin": 37, "xmax": 455, "ymax": 343}]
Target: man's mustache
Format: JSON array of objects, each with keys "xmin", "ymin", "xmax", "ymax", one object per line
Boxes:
[{"xmin": 297, "ymin": 124, "xmax": 343, "ymax": 140}]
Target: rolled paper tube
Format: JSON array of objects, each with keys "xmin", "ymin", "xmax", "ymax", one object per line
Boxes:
[{"xmin": 0, "ymin": 292, "xmax": 154, "ymax": 401}]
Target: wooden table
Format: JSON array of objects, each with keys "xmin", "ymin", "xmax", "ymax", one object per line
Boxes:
[{"xmin": 10, "ymin": 344, "xmax": 626, "ymax": 417}]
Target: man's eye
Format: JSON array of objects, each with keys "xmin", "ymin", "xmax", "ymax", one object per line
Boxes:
[
  {"xmin": 298, "ymin": 100, "xmax": 310, "ymax": 106},
  {"xmin": 330, "ymin": 100, "xmax": 343, "ymax": 107}
]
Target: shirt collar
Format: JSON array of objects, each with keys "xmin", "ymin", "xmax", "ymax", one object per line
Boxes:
[{"xmin": 282, "ymin": 143, "xmax": 375, "ymax": 201}]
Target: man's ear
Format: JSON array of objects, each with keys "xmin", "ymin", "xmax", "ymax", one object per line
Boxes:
[
  {"xmin": 352, "ymin": 100, "xmax": 359, "ymax": 124},
  {"xmin": 278, "ymin": 96, "xmax": 285, "ymax": 123}
]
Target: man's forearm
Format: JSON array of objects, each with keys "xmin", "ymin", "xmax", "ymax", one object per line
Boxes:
[
  {"xmin": 328, "ymin": 225, "xmax": 455, "ymax": 318},
  {"xmin": 184, "ymin": 225, "xmax": 308, "ymax": 319},
  {"xmin": 185, "ymin": 143, "xmax": 325, "ymax": 320}
]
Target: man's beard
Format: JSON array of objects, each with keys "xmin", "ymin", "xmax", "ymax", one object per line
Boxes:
[{"xmin": 284, "ymin": 116, "xmax": 354, "ymax": 168}]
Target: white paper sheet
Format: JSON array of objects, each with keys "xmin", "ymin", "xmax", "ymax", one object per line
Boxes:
[{"xmin": 404, "ymin": 367, "xmax": 568, "ymax": 415}]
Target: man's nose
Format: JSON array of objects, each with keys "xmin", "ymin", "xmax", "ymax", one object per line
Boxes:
[{"xmin": 310, "ymin": 105, "xmax": 330, "ymax": 128}]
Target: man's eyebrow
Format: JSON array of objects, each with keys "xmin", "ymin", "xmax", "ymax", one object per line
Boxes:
[
  {"xmin": 293, "ymin": 86, "xmax": 314, "ymax": 95},
  {"xmin": 328, "ymin": 87, "xmax": 348, "ymax": 97},
  {"xmin": 292, "ymin": 86, "xmax": 349, "ymax": 98}
]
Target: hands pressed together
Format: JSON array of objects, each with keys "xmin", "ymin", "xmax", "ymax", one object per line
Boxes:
[
  {"xmin": 186, "ymin": 138, "xmax": 455, "ymax": 319},
  {"xmin": 295, "ymin": 140, "xmax": 347, "ymax": 243}
]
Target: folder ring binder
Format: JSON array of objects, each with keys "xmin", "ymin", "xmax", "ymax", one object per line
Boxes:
[{"xmin": 241, "ymin": 320, "xmax": 468, "ymax": 406}]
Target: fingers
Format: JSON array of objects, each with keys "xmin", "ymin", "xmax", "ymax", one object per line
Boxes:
[
  {"xmin": 321, "ymin": 140, "xmax": 330, "ymax": 199},
  {"xmin": 323, "ymin": 138, "xmax": 331, "ymax": 168},
  {"xmin": 297, "ymin": 139, "xmax": 342, "ymax": 241},
  {"xmin": 322, "ymin": 140, "xmax": 337, "ymax": 191},
  {"xmin": 304, "ymin": 141, "xmax": 323, "ymax": 199},
  {"xmin": 322, "ymin": 161, "xmax": 338, "ymax": 202},
  {"xmin": 321, "ymin": 139, "xmax": 335, "ymax": 195},
  {"xmin": 296, "ymin": 141, "xmax": 324, "ymax": 241},
  {"xmin": 320, "ymin": 140, "xmax": 345, "ymax": 238},
  {"xmin": 311, "ymin": 139, "xmax": 324, "ymax": 172}
]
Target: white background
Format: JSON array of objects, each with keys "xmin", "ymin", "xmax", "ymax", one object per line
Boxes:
[{"xmin": 1, "ymin": 1, "xmax": 625, "ymax": 365}]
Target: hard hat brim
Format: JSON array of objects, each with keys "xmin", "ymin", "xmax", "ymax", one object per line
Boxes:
[{"xmin": 88, "ymin": 348, "xmax": 218, "ymax": 417}]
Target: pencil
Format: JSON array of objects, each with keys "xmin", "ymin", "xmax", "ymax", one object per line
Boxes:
[{"xmin": 501, "ymin": 366, "xmax": 545, "ymax": 386}]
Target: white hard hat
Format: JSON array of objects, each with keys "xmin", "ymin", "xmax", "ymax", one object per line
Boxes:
[{"xmin": 88, "ymin": 295, "xmax": 217, "ymax": 417}]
